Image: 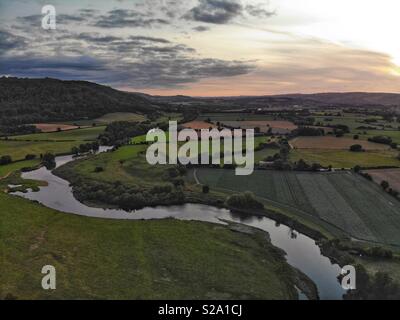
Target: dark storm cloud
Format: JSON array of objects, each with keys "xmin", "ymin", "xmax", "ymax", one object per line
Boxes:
[
  {"xmin": 193, "ymin": 26, "xmax": 210, "ymax": 32},
  {"xmin": 184, "ymin": 0, "xmax": 243, "ymax": 24},
  {"xmin": 94, "ymin": 9, "xmax": 169, "ymax": 28},
  {"xmin": 245, "ymin": 4, "xmax": 275, "ymax": 18},
  {"xmin": 0, "ymin": 28, "xmax": 253, "ymax": 88},
  {"xmin": 0, "ymin": 30, "xmax": 26, "ymax": 54},
  {"xmin": 129, "ymin": 36, "xmax": 171, "ymax": 44}
]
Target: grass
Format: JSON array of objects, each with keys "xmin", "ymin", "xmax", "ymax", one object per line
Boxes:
[
  {"xmin": 94, "ymin": 113, "xmax": 147, "ymax": 124},
  {"xmin": 290, "ymin": 149, "xmax": 400, "ymax": 168},
  {"xmin": 0, "ymin": 160, "xmax": 40, "ymax": 178},
  {"xmin": 194, "ymin": 169, "xmax": 400, "ymax": 246},
  {"xmin": 349, "ymin": 130, "xmax": 400, "ymax": 144},
  {"xmin": 9, "ymin": 126, "xmax": 105, "ymax": 142},
  {"xmin": 198, "ymin": 113, "xmax": 276, "ymax": 121},
  {"xmin": 0, "ymin": 140, "xmax": 84, "ymax": 162},
  {"xmin": 0, "ymin": 192, "xmax": 299, "ymax": 300}
]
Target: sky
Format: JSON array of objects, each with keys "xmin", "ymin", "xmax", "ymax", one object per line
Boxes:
[{"xmin": 0, "ymin": 0, "xmax": 399, "ymax": 96}]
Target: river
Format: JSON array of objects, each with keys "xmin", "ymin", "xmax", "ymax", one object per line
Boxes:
[{"xmin": 13, "ymin": 147, "xmax": 346, "ymax": 300}]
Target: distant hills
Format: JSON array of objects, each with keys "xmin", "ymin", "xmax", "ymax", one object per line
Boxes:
[
  {"xmin": 0, "ymin": 77, "xmax": 161, "ymax": 125},
  {"xmin": 1, "ymin": 77, "xmax": 399, "ymax": 126},
  {"xmin": 276, "ymin": 92, "xmax": 400, "ymax": 107}
]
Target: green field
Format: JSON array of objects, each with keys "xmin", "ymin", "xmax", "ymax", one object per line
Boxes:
[
  {"xmin": 95, "ymin": 112, "xmax": 146, "ymax": 124},
  {"xmin": 349, "ymin": 130, "xmax": 400, "ymax": 144},
  {"xmin": 0, "ymin": 140, "xmax": 85, "ymax": 162},
  {"xmin": 198, "ymin": 113, "xmax": 276, "ymax": 121},
  {"xmin": 0, "ymin": 192, "xmax": 300, "ymax": 300},
  {"xmin": 0, "ymin": 159, "xmax": 40, "ymax": 178},
  {"xmin": 10, "ymin": 126, "xmax": 105, "ymax": 142},
  {"xmin": 290, "ymin": 149, "xmax": 400, "ymax": 168},
  {"xmin": 195, "ymin": 169, "xmax": 400, "ymax": 246}
]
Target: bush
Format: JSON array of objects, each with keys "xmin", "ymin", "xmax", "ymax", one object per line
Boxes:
[
  {"xmin": 25, "ymin": 154, "xmax": 36, "ymax": 160},
  {"xmin": 42, "ymin": 153, "xmax": 56, "ymax": 169},
  {"xmin": 0, "ymin": 155, "xmax": 12, "ymax": 165},
  {"xmin": 202, "ymin": 185, "xmax": 210, "ymax": 194},
  {"xmin": 227, "ymin": 192, "xmax": 264, "ymax": 210},
  {"xmin": 350, "ymin": 144, "xmax": 364, "ymax": 152},
  {"xmin": 381, "ymin": 180, "xmax": 389, "ymax": 190}
]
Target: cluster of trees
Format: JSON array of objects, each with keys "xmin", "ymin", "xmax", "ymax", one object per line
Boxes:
[
  {"xmin": 98, "ymin": 121, "xmax": 156, "ymax": 146},
  {"xmin": 71, "ymin": 142, "xmax": 100, "ymax": 155},
  {"xmin": 344, "ymin": 264, "xmax": 400, "ymax": 300},
  {"xmin": 0, "ymin": 124, "xmax": 38, "ymax": 137},
  {"xmin": 71, "ymin": 179, "xmax": 186, "ymax": 210},
  {"xmin": 226, "ymin": 192, "xmax": 264, "ymax": 210},
  {"xmin": 0, "ymin": 78, "xmax": 159, "ymax": 125},
  {"xmin": 368, "ymin": 136, "xmax": 398, "ymax": 149}
]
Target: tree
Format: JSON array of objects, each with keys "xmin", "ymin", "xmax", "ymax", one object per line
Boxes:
[
  {"xmin": 381, "ymin": 180, "xmax": 390, "ymax": 190},
  {"xmin": 0, "ymin": 155, "xmax": 12, "ymax": 165},
  {"xmin": 25, "ymin": 154, "xmax": 36, "ymax": 160},
  {"xmin": 350, "ymin": 144, "xmax": 363, "ymax": 152},
  {"xmin": 42, "ymin": 153, "xmax": 56, "ymax": 169}
]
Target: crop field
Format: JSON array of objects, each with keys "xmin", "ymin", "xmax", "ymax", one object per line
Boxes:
[
  {"xmin": 290, "ymin": 149, "xmax": 400, "ymax": 168},
  {"xmin": 9, "ymin": 126, "xmax": 105, "ymax": 142},
  {"xmin": 291, "ymin": 136, "xmax": 391, "ymax": 150},
  {"xmin": 365, "ymin": 169, "xmax": 400, "ymax": 192},
  {"xmin": 352, "ymin": 130, "xmax": 400, "ymax": 144},
  {"xmin": 217, "ymin": 120, "xmax": 297, "ymax": 134},
  {"xmin": 198, "ymin": 113, "xmax": 276, "ymax": 122},
  {"xmin": 181, "ymin": 121, "xmax": 218, "ymax": 130},
  {"xmin": 0, "ymin": 140, "xmax": 82, "ymax": 161},
  {"xmin": 34, "ymin": 123, "xmax": 81, "ymax": 132},
  {"xmin": 314, "ymin": 115, "xmax": 381, "ymax": 131},
  {"xmin": 195, "ymin": 169, "xmax": 400, "ymax": 246}
]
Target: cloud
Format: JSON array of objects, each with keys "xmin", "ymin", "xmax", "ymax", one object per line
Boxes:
[
  {"xmin": 0, "ymin": 28, "xmax": 253, "ymax": 88},
  {"xmin": 245, "ymin": 4, "xmax": 275, "ymax": 18},
  {"xmin": 193, "ymin": 26, "xmax": 210, "ymax": 32},
  {"xmin": 0, "ymin": 30, "xmax": 26, "ymax": 55},
  {"xmin": 184, "ymin": 0, "xmax": 243, "ymax": 24},
  {"xmin": 94, "ymin": 9, "xmax": 169, "ymax": 28}
]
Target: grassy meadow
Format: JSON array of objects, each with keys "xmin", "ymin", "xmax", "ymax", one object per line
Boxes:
[{"xmin": 0, "ymin": 192, "xmax": 300, "ymax": 300}]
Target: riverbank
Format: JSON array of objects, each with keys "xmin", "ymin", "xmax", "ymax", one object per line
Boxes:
[{"xmin": 0, "ymin": 192, "xmax": 308, "ymax": 300}]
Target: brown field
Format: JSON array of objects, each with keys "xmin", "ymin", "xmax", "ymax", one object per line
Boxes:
[
  {"xmin": 365, "ymin": 169, "xmax": 400, "ymax": 192},
  {"xmin": 291, "ymin": 136, "xmax": 391, "ymax": 150},
  {"xmin": 218, "ymin": 120, "xmax": 297, "ymax": 134},
  {"xmin": 181, "ymin": 121, "xmax": 218, "ymax": 130},
  {"xmin": 34, "ymin": 123, "xmax": 82, "ymax": 133}
]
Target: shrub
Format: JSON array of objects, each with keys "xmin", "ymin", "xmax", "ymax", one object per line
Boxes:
[
  {"xmin": 350, "ymin": 144, "xmax": 364, "ymax": 152},
  {"xmin": 25, "ymin": 154, "xmax": 36, "ymax": 160},
  {"xmin": 0, "ymin": 155, "xmax": 12, "ymax": 165},
  {"xmin": 227, "ymin": 192, "xmax": 264, "ymax": 210}
]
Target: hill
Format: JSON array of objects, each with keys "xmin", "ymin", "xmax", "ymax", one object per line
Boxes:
[
  {"xmin": 280, "ymin": 92, "xmax": 400, "ymax": 107},
  {"xmin": 0, "ymin": 77, "xmax": 161, "ymax": 125}
]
